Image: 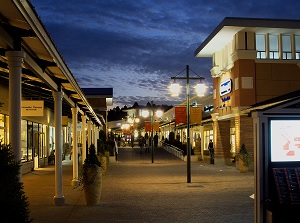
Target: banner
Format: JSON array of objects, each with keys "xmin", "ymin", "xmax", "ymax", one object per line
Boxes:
[
  {"xmin": 154, "ymin": 122, "xmax": 159, "ymax": 132},
  {"xmin": 145, "ymin": 121, "xmax": 160, "ymax": 132},
  {"xmin": 190, "ymin": 107, "xmax": 202, "ymax": 124},
  {"xmin": 145, "ymin": 121, "xmax": 151, "ymax": 132},
  {"xmin": 175, "ymin": 106, "xmax": 186, "ymax": 125}
]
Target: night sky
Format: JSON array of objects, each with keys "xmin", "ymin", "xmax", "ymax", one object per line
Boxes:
[{"xmin": 30, "ymin": 0, "xmax": 300, "ymax": 108}]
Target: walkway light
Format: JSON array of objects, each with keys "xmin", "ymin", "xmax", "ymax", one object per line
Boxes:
[
  {"xmin": 143, "ymin": 101, "xmax": 163, "ymax": 163},
  {"xmin": 169, "ymin": 65, "xmax": 206, "ymax": 183},
  {"xmin": 169, "ymin": 81, "xmax": 181, "ymax": 97},
  {"xmin": 195, "ymin": 81, "xmax": 207, "ymax": 97}
]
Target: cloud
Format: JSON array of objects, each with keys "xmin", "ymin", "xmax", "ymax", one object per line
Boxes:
[{"xmin": 31, "ymin": 0, "xmax": 300, "ymax": 108}]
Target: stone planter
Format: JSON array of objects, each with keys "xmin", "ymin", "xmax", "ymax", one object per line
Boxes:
[
  {"xmin": 238, "ymin": 158, "xmax": 249, "ymax": 173},
  {"xmin": 83, "ymin": 166, "xmax": 102, "ymax": 205},
  {"xmin": 100, "ymin": 156, "xmax": 108, "ymax": 175}
]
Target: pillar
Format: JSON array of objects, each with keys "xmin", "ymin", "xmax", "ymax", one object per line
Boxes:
[
  {"xmin": 214, "ymin": 119, "xmax": 231, "ymax": 165},
  {"xmin": 52, "ymin": 90, "xmax": 65, "ymax": 206},
  {"xmin": 71, "ymin": 107, "xmax": 79, "ymax": 186},
  {"xmin": 87, "ymin": 120, "xmax": 92, "ymax": 148},
  {"xmin": 6, "ymin": 51, "xmax": 25, "ymax": 180},
  {"xmin": 81, "ymin": 115, "xmax": 87, "ymax": 164}
]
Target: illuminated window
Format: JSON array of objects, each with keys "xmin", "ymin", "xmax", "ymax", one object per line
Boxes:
[
  {"xmin": 269, "ymin": 35, "xmax": 279, "ymax": 59},
  {"xmin": 256, "ymin": 34, "xmax": 266, "ymax": 59},
  {"xmin": 282, "ymin": 35, "xmax": 292, "ymax": 59},
  {"xmin": 296, "ymin": 35, "xmax": 300, "ymax": 59}
]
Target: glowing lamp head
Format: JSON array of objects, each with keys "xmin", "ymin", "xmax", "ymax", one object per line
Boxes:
[
  {"xmin": 195, "ymin": 81, "xmax": 207, "ymax": 97},
  {"xmin": 169, "ymin": 81, "xmax": 181, "ymax": 97}
]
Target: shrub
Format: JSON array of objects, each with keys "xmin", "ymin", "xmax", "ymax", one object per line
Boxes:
[{"xmin": 0, "ymin": 144, "xmax": 33, "ymax": 222}]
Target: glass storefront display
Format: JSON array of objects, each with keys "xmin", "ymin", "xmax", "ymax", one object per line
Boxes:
[
  {"xmin": 0, "ymin": 114, "xmax": 6, "ymax": 144},
  {"xmin": 21, "ymin": 120, "xmax": 28, "ymax": 161}
]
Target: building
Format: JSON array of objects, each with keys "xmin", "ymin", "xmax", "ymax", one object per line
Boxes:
[
  {"xmin": 0, "ymin": 0, "xmax": 112, "ymax": 205},
  {"xmin": 194, "ymin": 17, "xmax": 300, "ymax": 166}
]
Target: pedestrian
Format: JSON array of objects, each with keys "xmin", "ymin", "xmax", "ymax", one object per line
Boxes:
[
  {"xmin": 154, "ymin": 132, "xmax": 159, "ymax": 149},
  {"xmin": 145, "ymin": 136, "xmax": 151, "ymax": 153},
  {"xmin": 208, "ymin": 139, "xmax": 214, "ymax": 164},
  {"xmin": 117, "ymin": 135, "xmax": 121, "ymax": 147}
]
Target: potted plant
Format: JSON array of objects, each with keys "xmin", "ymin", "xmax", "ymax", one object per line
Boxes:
[
  {"xmin": 97, "ymin": 138, "xmax": 109, "ymax": 175},
  {"xmin": 0, "ymin": 143, "xmax": 33, "ymax": 222},
  {"xmin": 236, "ymin": 143, "xmax": 252, "ymax": 173},
  {"xmin": 80, "ymin": 144, "xmax": 102, "ymax": 205}
]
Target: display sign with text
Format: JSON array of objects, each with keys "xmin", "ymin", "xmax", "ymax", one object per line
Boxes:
[{"xmin": 21, "ymin": 100, "xmax": 44, "ymax": 116}]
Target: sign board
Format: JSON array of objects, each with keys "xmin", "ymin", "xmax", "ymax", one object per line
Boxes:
[
  {"xmin": 220, "ymin": 78, "xmax": 232, "ymax": 96},
  {"xmin": 21, "ymin": 100, "xmax": 44, "ymax": 116}
]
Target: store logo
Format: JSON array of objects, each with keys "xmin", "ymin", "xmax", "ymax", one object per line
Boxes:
[{"xmin": 220, "ymin": 78, "xmax": 232, "ymax": 96}]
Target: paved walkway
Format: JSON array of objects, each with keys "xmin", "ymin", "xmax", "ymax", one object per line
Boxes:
[{"xmin": 23, "ymin": 147, "xmax": 254, "ymax": 223}]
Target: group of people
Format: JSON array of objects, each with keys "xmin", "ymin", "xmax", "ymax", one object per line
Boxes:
[{"xmin": 139, "ymin": 132, "xmax": 159, "ymax": 153}]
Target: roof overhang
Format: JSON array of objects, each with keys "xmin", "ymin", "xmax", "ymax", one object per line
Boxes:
[
  {"xmin": 0, "ymin": 0, "xmax": 103, "ymax": 126},
  {"xmin": 194, "ymin": 17, "xmax": 300, "ymax": 57}
]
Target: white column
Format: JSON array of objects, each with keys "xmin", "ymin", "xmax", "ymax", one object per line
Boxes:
[
  {"xmin": 92, "ymin": 123, "xmax": 96, "ymax": 145},
  {"xmin": 6, "ymin": 51, "xmax": 25, "ymax": 181},
  {"xmin": 81, "ymin": 115, "xmax": 87, "ymax": 164},
  {"xmin": 95, "ymin": 126, "xmax": 99, "ymax": 144},
  {"xmin": 52, "ymin": 90, "xmax": 65, "ymax": 206},
  {"xmin": 87, "ymin": 120, "xmax": 92, "ymax": 148},
  {"xmin": 71, "ymin": 107, "xmax": 79, "ymax": 186}
]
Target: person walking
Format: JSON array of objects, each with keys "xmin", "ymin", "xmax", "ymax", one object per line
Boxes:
[
  {"xmin": 208, "ymin": 139, "xmax": 214, "ymax": 164},
  {"xmin": 154, "ymin": 132, "xmax": 159, "ymax": 149},
  {"xmin": 145, "ymin": 136, "xmax": 151, "ymax": 153}
]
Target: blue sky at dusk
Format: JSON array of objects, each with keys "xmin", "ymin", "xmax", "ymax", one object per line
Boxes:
[{"xmin": 30, "ymin": 0, "xmax": 300, "ymax": 109}]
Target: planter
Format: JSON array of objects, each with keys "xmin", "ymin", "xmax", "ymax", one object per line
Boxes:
[
  {"xmin": 83, "ymin": 166, "xmax": 102, "ymax": 205},
  {"xmin": 238, "ymin": 158, "xmax": 249, "ymax": 173},
  {"xmin": 98, "ymin": 155, "xmax": 108, "ymax": 175}
]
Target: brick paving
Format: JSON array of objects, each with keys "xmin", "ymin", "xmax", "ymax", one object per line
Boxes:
[{"xmin": 23, "ymin": 147, "xmax": 254, "ymax": 223}]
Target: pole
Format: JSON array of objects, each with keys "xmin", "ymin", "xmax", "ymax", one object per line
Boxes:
[
  {"xmin": 151, "ymin": 110, "xmax": 154, "ymax": 163},
  {"xmin": 186, "ymin": 65, "xmax": 191, "ymax": 183}
]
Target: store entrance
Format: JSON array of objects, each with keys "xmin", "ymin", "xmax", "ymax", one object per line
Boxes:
[{"xmin": 33, "ymin": 131, "xmax": 45, "ymax": 169}]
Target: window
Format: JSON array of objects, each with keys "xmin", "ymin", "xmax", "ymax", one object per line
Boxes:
[
  {"xmin": 21, "ymin": 120, "xmax": 28, "ymax": 161},
  {"xmin": 296, "ymin": 35, "xmax": 300, "ymax": 59},
  {"xmin": 282, "ymin": 35, "xmax": 292, "ymax": 59},
  {"xmin": 256, "ymin": 34, "xmax": 266, "ymax": 59},
  {"xmin": 269, "ymin": 35, "xmax": 279, "ymax": 59}
]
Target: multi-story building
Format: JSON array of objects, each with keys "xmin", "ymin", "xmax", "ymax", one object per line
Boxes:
[{"xmin": 194, "ymin": 17, "xmax": 300, "ymax": 167}]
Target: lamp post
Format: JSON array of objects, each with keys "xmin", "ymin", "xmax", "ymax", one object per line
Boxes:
[
  {"xmin": 127, "ymin": 115, "xmax": 139, "ymax": 148},
  {"xmin": 169, "ymin": 65, "xmax": 206, "ymax": 183},
  {"xmin": 142, "ymin": 102, "xmax": 163, "ymax": 163}
]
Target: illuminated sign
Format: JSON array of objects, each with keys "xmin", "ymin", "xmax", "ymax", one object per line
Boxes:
[
  {"xmin": 270, "ymin": 119, "xmax": 300, "ymax": 162},
  {"xmin": 220, "ymin": 78, "xmax": 232, "ymax": 96},
  {"xmin": 21, "ymin": 100, "xmax": 44, "ymax": 116}
]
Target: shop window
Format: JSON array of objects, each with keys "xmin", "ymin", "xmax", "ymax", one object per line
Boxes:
[
  {"xmin": 0, "ymin": 114, "xmax": 6, "ymax": 144},
  {"xmin": 21, "ymin": 120, "xmax": 28, "ymax": 162}
]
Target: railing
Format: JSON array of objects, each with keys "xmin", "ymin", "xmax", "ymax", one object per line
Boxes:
[{"xmin": 162, "ymin": 142, "xmax": 184, "ymax": 160}]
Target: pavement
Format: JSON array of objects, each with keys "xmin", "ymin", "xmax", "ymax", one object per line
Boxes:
[{"xmin": 23, "ymin": 146, "xmax": 254, "ymax": 223}]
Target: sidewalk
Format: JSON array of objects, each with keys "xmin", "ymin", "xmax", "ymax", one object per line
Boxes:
[{"xmin": 23, "ymin": 147, "xmax": 254, "ymax": 223}]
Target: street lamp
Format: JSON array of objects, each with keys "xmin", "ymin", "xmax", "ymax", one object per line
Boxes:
[
  {"xmin": 169, "ymin": 65, "xmax": 207, "ymax": 183},
  {"xmin": 142, "ymin": 102, "xmax": 163, "ymax": 163},
  {"xmin": 127, "ymin": 115, "xmax": 139, "ymax": 148}
]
